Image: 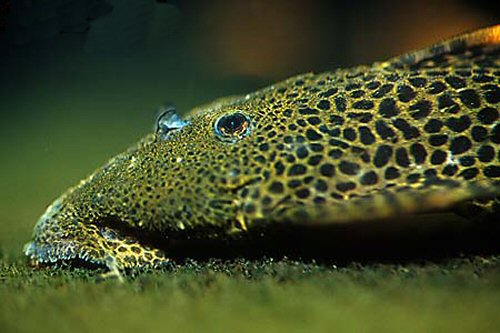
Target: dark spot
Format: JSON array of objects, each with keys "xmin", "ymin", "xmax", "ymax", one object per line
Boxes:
[
  {"xmin": 259, "ymin": 143, "xmax": 269, "ymax": 152},
  {"xmin": 428, "ymin": 81, "xmax": 446, "ymax": 94},
  {"xmin": 484, "ymin": 166, "xmax": 500, "ymax": 178},
  {"xmin": 319, "ymin": 88, "xmax": 338, "ymax": 98},
  {"xmin": 317, "ymin": 100, "xmax": 330, "ymax": 110},
  {"xmin": 409, "ymin": 77, "xmax": 427, "ymax": 88},
  {"xmin": 477, "ymin": 107, "xmax": 499, "ymax": 125},
  {"xmin": 255, "ymin": 155, "xmax": 267, "ymax": 164},
  {"xmin": 296, "ymin": 146, "xmax": 309, "ymax": 159},
  {"xmin": 329, "ymin": 115, "xmax": 344, "ymax": 125},
  {"xmin": 319, "ymin": 124, "xmax": 330, "ymax": 134},
  {"xmin": 459, "ymin": 89, "xmax": 481, "ymax": 109},
  {"xmin": 347, "ymin": 112, "xmax": 373, "ymax": 123},
  {"xmin": 338, "ymin": 161, "xmax": 359, "ymax": 175},
  {"xmin": 320, "ymin": 163, "xmax": 336, "ymax": 177},
  {"xmin": 392, "ymin": 118, "xmax": 420, "ymax": 139},
  {"xmin": 410, "ymin": 143, "xmax": 427, "ymax": 164},
  {"xmin": 445, "ymin": 115, "xmax": 471, "ymax": 133},
  {"xmin": 346, "ymin": 83, "xmax": 361, "ymax": 91},
  {"xmin": 313, "ymin": 197, "xmax": 326, "ymax": 204},
  {"xmin": 350, "ymin": 90, "xmax": 365, "ymax": 98},
  {"xmin": 307, "ymin": 155, "xmax": 323, "ymax": 166},
  {"xmin": 442, "ymin": 164, "xmax": 458, "ymax": 176},
  {"xmin": 299, "ymin": 107, "xmax": 318, "ymax": 115},
  {"xmin": 387, "ymin": 73, "xmax": 400, "ymax": 82},
  {"xmin": 373, "ymin": 145, "xmax": 393, "ymax": 168},
  {"xmin": 335, "ymin": 97, "xmax": 347, "ymax": 112},
  {"xmin": 315, "ymin": 180, "xmax": 328, "ymax": 192},
  {"xmin": 307, "ymin": 116, "xmax": 321, "ymax": 125},
  {"xmin": 409, "ymin": 100, "xmax": 432, "ymax": 119},
  {"xmin": 328, "ymin": 127, "xmax": 341, "ymax": 137},
  {"xmin": 471, "ymin": 126, "xmax": 488, "ymax": 142},
  {"xmin": 385, "ymin": 167, "xmax": 400, "ymax": 180},
  {"xmin": 395, "ymin": 147, "xmax": 410, "ymax": 168},
  {"xmin": 358, "ymin": 126, "xmax": 376, "ymax": 145},
  {"xmin": 482, "ymin": 84, "xmax": 500, "ymax": 104},
  {"xmin": 288, "ymin": 164, "xmax": 307, "ymax": 176},
  {"xmin": 430, "ymin": 150, "xmax": 447, "ymax": 165},
  {"xmin": 310, "ymin": 143, "xmax": 324, "ymax": 152},
  {"xmin": 297, "ymin": 119, "xmax": 307, "ymax": 127},
  {"xmin": 378, "ymin": 98, "xmax": 400, "ymax": 118},
  {"xmin": 372, "ymin": 84, "xmax": 393, "ymax": 98},
  {"xmin": 353, "ymin": 100, "xmax": 374, "ymax": 110},
  {"xmin": 424, "ymin": 169, "xmax": 438, "ymax": 179},
  {"xmin": 424, "ymin": 119, "xmax": 443, "ymax": 133},
  {"xmin": 438, "ymin": 94, "xmax": 460, "ymax": 113},
  {"xmin": 459, "ymin": 156, "xmax": 475, "ymax": 167},
  {"xmin": 428, "ymin": 134, "xmax": 448, "ymax": 147},
  {"xmin": 360, "ymin": 171, "xmax": 378, "ymax": 185},
  {"xmin": 262, "ymin": 196, "xmax": 272, "ymax": 206},
  {"xmin": 274, "ymin": 161, "xmax": 285, "ymax": 175},
  {"xmin": 296, "ymin": 188, "xmax": 310, "ymax": 199},
  {"xmin": 330, "ymin": 192, "xmax": 343, "ymax": 200},
  {"xmin": 450, "ymin": 136, "xmax": 472, "ymax": 155},
  {"xmin": 283, "ymin": 109, "xmax": 293, "ymax": 117},
  {"xmin": 306, "ymin": 129, "xmax": 323, "ymax": 141},
  {"xmin": 458, "ymin": 167, "xmax": 479, "ymax": 180},
  {"xmin": 288, "ymin": 179, "xmax": 301, "ymax": 189},
  {"xmin": 304, "ymin": 176, "xmax": 314, "ymax": 184},
  {"xmin": 445, "ymin": 76, "xmax": 466, "ymax": 89},
  {"xmin": 473, "ymin": 74, "xmax": 493, "ymax": 83},
  {"xmin": 244, "ymin": 203, "xmax": 256, "ymax": 214},
  {"xmin": 477, "ymin": 145, "xmax": 494, "ymax": 162},
  {"xmin": 366, "ymin": 81, "xmax": 380, "ymax": 90},
  {"xmin": 397, "ymin": 85, "xmax": 416, "ymax": 102},
  {"xmin": 336, "ymin": 182, "xmax": 356, "ymax": 192},
  {"xmin": 343, "ymin": 128, "xmax": 357, "ymax": 141},
  {"xmin": 375, "ymin": 120, "xmax": 397, "ymax": 141},
  {"xmin": 328, "ymin": 149, "xmax": 343, "ymax": 159},
  {"xmin": 406, "ymin": 173, "xmax": 421, "ymax": 183}
]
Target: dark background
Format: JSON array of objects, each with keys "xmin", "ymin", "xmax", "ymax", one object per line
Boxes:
[{"xmin": 0, "ymin": 0, "xmax": 498, "ymax": 255}]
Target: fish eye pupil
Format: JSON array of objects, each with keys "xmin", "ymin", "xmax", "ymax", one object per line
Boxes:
[
  {"xmin": 221, "ymin": 113, "xmax": 244, "ymax": 131},
  {"xmin": 215, "ymin": 112, "xmax": 251, "ymax": 141}
]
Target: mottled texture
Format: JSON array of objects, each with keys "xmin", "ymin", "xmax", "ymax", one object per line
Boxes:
[{"xmin": 25, "ymin": 25, "xmax": 500, "ymax": 272}]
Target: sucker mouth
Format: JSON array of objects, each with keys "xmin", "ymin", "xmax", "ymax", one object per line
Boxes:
[{"xmin": 26, "ymin": 210, "xmax": 500, "ymax": 270}]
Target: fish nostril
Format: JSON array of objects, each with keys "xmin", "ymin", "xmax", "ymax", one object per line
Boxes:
[{"xmin": 155, "ymin": 104, "xmax": 190, "ymax": 140}]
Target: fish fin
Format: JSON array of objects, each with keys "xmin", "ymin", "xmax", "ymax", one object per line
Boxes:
[
  {"xmin": 272, "ymin": 179, "xmax": 500, "ymax": 225},
  {"xmin": 380, "ymin": 24, "xmax": 500, "ymax": 69}
]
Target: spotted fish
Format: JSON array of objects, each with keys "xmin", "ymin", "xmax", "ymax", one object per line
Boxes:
[{"xmin": 25, "ymin": 25, "xmax": 500, "ymax": 273}]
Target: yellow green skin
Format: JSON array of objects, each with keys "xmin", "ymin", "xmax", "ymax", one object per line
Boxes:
[{"xmin": 25, "ymin": 26, "xmax": 500, "ymax": 271}]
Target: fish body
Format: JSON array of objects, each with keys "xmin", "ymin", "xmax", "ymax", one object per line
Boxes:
[{"xmin": 25, "ymin": 25, "xmax": 500, "ymax": 272}]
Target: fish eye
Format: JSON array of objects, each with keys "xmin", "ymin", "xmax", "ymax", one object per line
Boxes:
[
  {"xmin": 214, "ymin": 111, "xmax": 251, "ymax": 142},
  {"xmin": 155, "ymin": 104, "xmax": 190, "ymax": 140}
]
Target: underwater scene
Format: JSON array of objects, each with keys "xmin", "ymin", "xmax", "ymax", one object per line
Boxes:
[{"xmin": 1, "ymin": 0, "xmax": 500, "ymax": 332}]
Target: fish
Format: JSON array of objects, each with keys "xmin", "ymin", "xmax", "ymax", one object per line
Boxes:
[{"xmin": 25, "ymin": 25, "xmax": 500, "ymax": 276}]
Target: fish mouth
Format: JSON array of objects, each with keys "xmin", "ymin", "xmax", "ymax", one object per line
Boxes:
[
  {"xmin": 25, "ymin": 181, "xmax": 500, "ymax": 269},
  {"xmin": 25, "ymin": 207, "xmax": 500, "ymax": 269}
]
